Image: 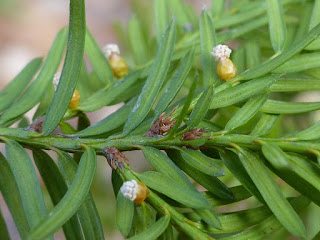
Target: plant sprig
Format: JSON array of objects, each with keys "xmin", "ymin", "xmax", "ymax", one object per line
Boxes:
[{"xmin": 1, "ymin": 0, "xmax": 320, "ymax": 239}]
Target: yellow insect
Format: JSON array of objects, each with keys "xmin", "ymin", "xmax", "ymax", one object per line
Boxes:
[
  {"xmin": 69, "ymin": 89, "xmax": 80, "ymax": 109},
  {"xmin": 211, "ymin": 44, "xmax": 237, "ymax": 81},
  {"xmin": 217, "ymin": 58, "xmax": 237, "ymax": 81},
  {"xmin": 103, "ymin": 44, "xmax": 128, "ymax": 78}
]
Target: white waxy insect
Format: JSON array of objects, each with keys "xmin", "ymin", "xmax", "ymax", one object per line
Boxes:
[{"xmin": 120, "ymin": 180, "xmax": 149, "ymax": 204}]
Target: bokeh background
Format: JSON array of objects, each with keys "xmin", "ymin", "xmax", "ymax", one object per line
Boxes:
[{"xmin": 0, "ymin": 0, "xmax": 211, "ymax": 239}]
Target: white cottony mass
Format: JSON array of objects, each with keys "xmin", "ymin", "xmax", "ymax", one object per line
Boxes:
[
  {"xmin": 211, "ymin": 44, "xmax": 232, "ymax": 61},
  {"xmin": 120, "ymin": 180, "xmax": 138, "ymax": 201}
]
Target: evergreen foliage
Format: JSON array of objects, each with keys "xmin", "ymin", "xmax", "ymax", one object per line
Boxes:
[{"xmin": 1, "ymin": 0, "xmax": 320, "ymax": 239}]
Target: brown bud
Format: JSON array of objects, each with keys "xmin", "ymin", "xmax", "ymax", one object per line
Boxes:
[
  {"xmin": 146, "ymin": 107, "xmax": 178, "ymax": 137},
  {"xmin": 102, "ymin": 147, "xmax": 129, "ymax": 170},
  {"xmin": 26, "ymin": 116, "xmax": 45, "ymax": 133},
  {"xmin": 183, "ymin": 128, "xmax": 207, "ymax": 141}
]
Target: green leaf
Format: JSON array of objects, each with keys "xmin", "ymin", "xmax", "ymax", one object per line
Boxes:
[
  {"xmin": 132, "ymin": 202, "xmax": 156, "ymax": 235},
  {"xmin": 187, "ymin": 86, "xmax": 213, "ymax": 130},
  {"xmin": 0, "ymin": 152, "xmax": 29, "ymax": 239},
  {"xmin": 153, "ymin": 48, "xmax": 194, "ymax": 121},
  {"xmin": 137, "ymin": 171, "xmax": 211, "ymax": 209},
  {"xmin": 225, "ymin": 93, "xmax": 269, "ymax": 132},
  {"xmin": 176, "ymin": 0, "xmax": 298, "ymax": 55},
  {"xmin": 78, "ymin": 69, "xmax": 144, "ymax": 112},
  {"xmin": 232, "ymin": 48, "xmax": 246, "ymax": 74},
  {"xmin": 261, "ymin": 100, "xmax": 320, "ymax": 114},
  {"xmin": 0, "ymin": 28, "xmax": 67, "ymax": 125},
  {"xmin": 75, "ymin": 98, "xmax": 136, "ymax": 137},
  {"xmin": 250, "ymin": 113, "xmax": 279, "ymax": 136},
  {"xmin": 123, "ymin": 21, "xmax": 176, "ymax": 135},
  {"xmin": 5, "ymin": 140, "xmax": 49, "ymax": 231},
  {"xmin": 291, "ymin": 153, "xmax": 320, "ymax": 191},
  {"xmin": 75, "ymin": 61, "xmax": 92, "ymax": 101},
  {"xmin": 183, "ymin": 3, "xmax": 198, "ymax": 28},
  {"xmin": 112, "ymin": 170, "xmax": 123, "ymax": 197},
  {"xmin": 159, "ymin": 225, "xmax": 174, "ymax": 240},
  {"xmin": 127, "ymin": 117, "xmax": 154, "ymax": 137},
  {"xmin": 140, "ymin": 146, "xmax": 221, "ymax": 228},
  {"xmin": 273, "ymin": 52, "xmax": 320, "ymax": 73},
  {"xmin": 182, "ymin": 138, "xmax": 207, "ymax": 148},
  {"xmin": 86, "ymin": 71, "xmax": 104, "ymax": 92},
  {"xmin": 245, "ymin": 39, "xmax": 260, "ymax": 69},
  {"xmin": 32, "ymin": 85, "xmax": 55, "ymax": 120},
  {"xmin": 154, "ymin": 0, "xmax": 169, "ymax": 44},
  {"xmin": 197, "ymin": 119, "xmax": 221, "ymax": 132},
  {"xmin": 218, "ymin": 16, "xmax": 268, "ymax": 44},
  {"xmin": 128, "ymin": 16, "xmax": 148, "ymax": 65},
  {"xmin": 296, "ymin": 3, "xmax": 313, "ymax": 41},
  {"xmin": 201, "ymin": 205, "xmax": 273, "ymax": 234},
  {"xmin": 237, "ymin": 22, "xmax": 320, "ymax": 81},
  {"xmin": 85, "ymin": 28, "xmax": 113, "ymax": 84},
  {"xmin": 287, "ymin": 24, "xmax": 300, "ymax": 47},
  {"xmin": 200, "ymin": 9, "xmax": 217, "ymax": 87},
  {"xmin": 305, "ymin": 38, "xmax": 320, "ymax": 50},
  {"xmin": 131, "ymin": 0, "xmax": 153, "ymax": 41},
  {"xmin": 294, "ymin": 121, "xmax": 320, "ymax": 140},
  {"xmin": 42, "ymin": 0, "xmax": 86, "ymax": 136},
  {"xmin": 269, "ymin": 153, "xmax": 320, "ymax": 206},
  {"xmin": 33, "ymin": 150, "xmax": 84, "ymax": 240},
  {"xmin": 0, "ymin": 127, "xmax": 39, "ymax": 138},
  {"xmin": 116, "ymin": 191, "xmax": 134, "ymax": 237},
  {"xmin": 216, "ymin": 2, "xmax": 264, "ymax": 29},
  {"xmin": 167, "ymin": 149, "xmax": 233, "ymax": 200},
  {"xmin": 141, "ymin": 146, "xmax": 193, "ymax": 188},
  {"xmin": 59, "ymin": 122, "xmax": 77, "ymax": 135},
  {"xmin": 203, "ymin": 185, "xmax": 252, "ymax": 207},
  {"xmin": 174, "ymin": 15, "xmax": 267, "ymax": 60},
  {"xmin": 166, "ymin": 74, "xmax": 198, "ymax": 136},
  {"xmin": 220, "ymin": 196, "xmax": 309, "ymax": 240},
  {"xmin": 0, "ymin": 57, "xmax": 42, "ymax": 113},
  {"xmin": 304, "ymin": 68, "xmax": 320, "ymax": 79},
  {"xmin": 309, "ymin": 0, "xmax": 320, "ymax": 30},
  {"xmin": 168, "ymin": 0, "xmax": 189, "ymax": 27},
  {"xmin": 313, "ymin": 230, "xmax": 320, "ymax": 240},
  {"xmin": 266, "ymin": 0, "xmax": 287, "ymax": 53},
  {"xmin": 305, "ymin": 0, "xmax": 320, "ymax": 50},
  {"xmin": 109, "ymin": 74, "xmax": 148, "ymax": 104},
  {"xmin": 77, "ymin": 112, "xmax": 90, "ymax": 131},
  {"xmin": 211, "ymin": 0, "xmax": 224, "ymax": 18},
  {"xmin": 0, "ymin": 209, "xmax": 10, "ymax": 240},
  {"xmin": 28, "ymin": 147, "xmax": 97, "ymax": 240},
  {"xmin": 219, "ymin": 150, "xmax": 264, "ymax": 203},
  {"xmin": 174, "ymin": 215, "xmax": 214, "ymax": 240},
  {"xmin": 234, "ymin": 147, "xmax": 306, "ymax": 239},
  {"xmin": 178, "ymin": 147, "xmax": 224, "ymax": 177},
  {"xmin": 219, "ymin": 205, "xmax": 271, "ymax": 232},
  {"xmin": 261, "ymin": 143, "xmax": 290, "ymax": 169},
  {"xmin": 195, "ymin": 208, "xmax": 221, "ymax": 229},
  {"xmin": 270, "ymin": 77, "xmax": 320, "ymax": 92},
  {"xmin": 127, "ymin": 215, "xmax": 170, "ymax": 240},
  {"xmin": 209, "ymin": 75, "xmax": 278, "ymax": 109},
  {"xmin": 57, "ymin": 151, "xmax": 105, "ymax": 240},
  {"xmin": 18, "ymin": 117, "xmax": 30, "ymax": 128}
]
